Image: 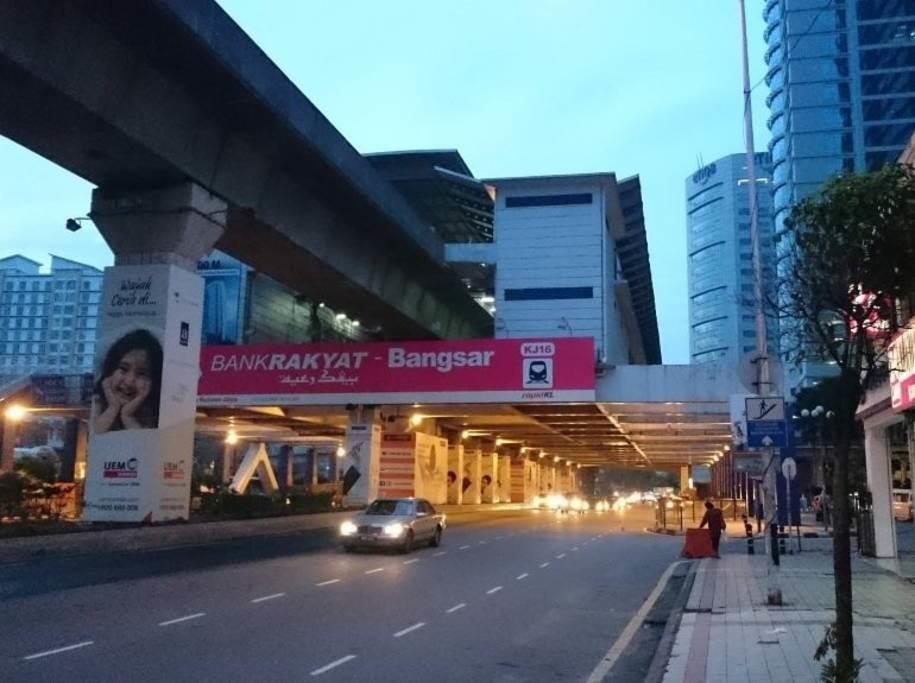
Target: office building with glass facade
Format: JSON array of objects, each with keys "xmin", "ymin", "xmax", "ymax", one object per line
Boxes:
[
  {"xmin": 764, "ymin": 0, "xmax": 915, "ymax": 390},
  {"xmin": 686, "ymin": 153, "xmax": 777, "ymax": 365}
]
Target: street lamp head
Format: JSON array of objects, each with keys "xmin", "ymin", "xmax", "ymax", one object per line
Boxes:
[
  {"xmin": 826, "ymin": 410, "xmax": 835, "ymax": 419},
  {"xmin": 4, "ymin": 403, "xmax": 28, "ymax": 421},
  {"xmin": 800, "ymin": 409, "xmax": 810, "ymax": 418},
  {"xmin": 812, "ymin": 406, "xmax": 825, "ymax": 418}
]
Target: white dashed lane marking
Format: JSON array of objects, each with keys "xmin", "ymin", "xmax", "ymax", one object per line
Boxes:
[
  {"xmin": 158, "ymin": 613, "xmax": 205, "ymax": 627},
  {"xmin": 556, "ymin": 553, "xmax": 566, "ymax": 559},
  {"xmin": 516, "ymin": 573, "xmax": 529, "ymax": 580},
  {"xmin": 459, "ymin": 545, "xmax": 471, "ymax": 550},
  {"xmin": 317, "ymin": 579, "xmax": 341, "ymax": 587},
  {"xmin": 365, "ymin": 568, "xmax": 385, "ymax": 575},
  {"xmin": 310, "ymin": 654, "xmax": 357, "ymax": 676},
  {"xmin": 486, "ymin": 586, "xmax": 503, "ymax": 595},
  {"xmin": 539, "ymin": 562, "xmax": 550, "ymax": 568},
  {"xmin": 251, "ymin": 592, "xmax": 285, "ymax": 604},
  {"xmin": 23, "ymin": 641, "xmax": 93, "ymax": 661},
  {"xmin": 393, "ymin": 622, "xmax": 426, "ymax": 638},
  {"xmin": 446, "ymin": 603, "xmax": 467, "ymax": 614},
  {"xmin": 403, "ymin": 558, "xmax": 419, "ymax": 565}
]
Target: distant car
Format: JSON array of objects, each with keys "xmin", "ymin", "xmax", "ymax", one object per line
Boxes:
[
  {"xmin": 893, "ymin": 489, "xmax": 913, "ymax": 521},
  {"xmin": 339, "ymin": 498, "xmax": 446, "ymax": 553}
]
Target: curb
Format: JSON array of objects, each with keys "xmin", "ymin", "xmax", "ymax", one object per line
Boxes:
[
  {"xmin": 644, "ymin": 562, "xmax": 697, "ymax": 683},
  {"xmin": 586, "ymin": 560, "xmax": 689, "ymax": 682}
]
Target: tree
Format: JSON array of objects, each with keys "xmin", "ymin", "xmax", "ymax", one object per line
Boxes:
[{"xmin": 779, "ymin": 164, "xmax": 915, "ymax": 681}]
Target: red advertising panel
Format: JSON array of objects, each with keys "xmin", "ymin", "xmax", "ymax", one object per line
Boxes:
[
  {"xmin": 198, "ymin": 337, "xmax": 595, "ymax": 405},
  {"xmin": 889, "ymin": 324, "xmax": 915, "ymax": 412}
]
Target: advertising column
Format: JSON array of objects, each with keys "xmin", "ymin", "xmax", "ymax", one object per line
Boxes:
[
  {"xmin": 343, "ymin": 423, "xmax": 382, "ymax": 506},
  {"xmin": 447, "ymin": 444, "xmax": 464, "ymax": 505},
  {"xmin": 499, "ymin": 454, "xmax": 512, "ymax": 503},
  {"xmin": 83, "ymin": 264, "xmax": 203, "ymax": 522},
  {"xmin": 510, "ymin": 456, "xmax": 525, "ymax": 503},
  {"xmin": 415, "ymin": 433, "xmax": 448, "ymax": 504},
  {"xmin": 481, "ymin": 450, "xmax": 497, "ymax": 504},
  {"xmin": 463, "ymin": 447, "xmax": 482, "ymax": 505}
]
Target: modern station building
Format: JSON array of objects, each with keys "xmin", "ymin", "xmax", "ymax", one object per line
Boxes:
[{"xmin": 685, "ymin": 153, "xmax": 778, "ymax": 366}]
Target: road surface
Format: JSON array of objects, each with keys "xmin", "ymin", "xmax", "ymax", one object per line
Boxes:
[{"xmin": 0, "ymin": 506, "xmax": 679, "ymax": 682}]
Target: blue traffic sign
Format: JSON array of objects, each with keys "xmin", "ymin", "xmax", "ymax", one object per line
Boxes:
[{"xmin": 746, "ymin": 419, "xmax": 788, "ymax": 448}]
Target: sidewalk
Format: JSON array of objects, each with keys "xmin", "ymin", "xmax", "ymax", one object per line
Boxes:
[{"xmin": 662, "ymin": 549, "xmax": 915, "ymax": 682}]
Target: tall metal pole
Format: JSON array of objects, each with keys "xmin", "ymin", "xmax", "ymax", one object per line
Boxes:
[{"xmin": 739, "ymin": 0, "xmax": 782, "ymax": 604}]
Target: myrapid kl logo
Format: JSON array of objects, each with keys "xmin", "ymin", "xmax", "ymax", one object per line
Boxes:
[{"xmin": 103, "ymin": 458, "xmax": 139, "ymax": 479}]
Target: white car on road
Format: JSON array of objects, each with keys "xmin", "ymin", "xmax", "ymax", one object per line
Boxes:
[{"xmin": 339, "ymin": 498, "xmax": 446, "ymax": 553}]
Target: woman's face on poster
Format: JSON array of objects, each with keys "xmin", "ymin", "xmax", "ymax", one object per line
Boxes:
[{"xmin": 111, "ymin": 349, "xmax": 152, "ymax": 403}]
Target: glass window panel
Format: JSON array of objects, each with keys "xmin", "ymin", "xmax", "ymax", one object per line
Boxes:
[
  {"xmin": 862, "ymin": 96, "xmax": 915, "ymax": 122},
  {"xmin": 789, "ymin": 82, "xmax": 850, "ymax": 106},
  {"xmin": 793, "ymin": 157, "xmax": 846, "ymax": 184},
  {"xmin": 786, "ymin": 8, "xmax": 843, "ymax": 35},
  {"xmin": 866, "ymin": 149, "xmax": 903, "ymax": 169},
  {"xmin": 864, "ymin": 121, "xmax": 915, "ymax": 146},
  {"xmin": 862, "ymin": 70, "xmax": 915, "ymax": 95},
  {"xmin": 860, "ymin": 46, "xmax": 915, "ymax": 70},
  {"xmin": 858, "ymin": 20, "xmax": 915, "ymax": 47},
  {"xmin": 788, "ymin": 57, "xmax": 848, "ymax": 82},
  {"xmin": 857, "ymin": 0, "xmax": 915, "ymax": 21},
  {"xmin": 792, "ymin": 131, "xmax": 855, "ymax": 156}
]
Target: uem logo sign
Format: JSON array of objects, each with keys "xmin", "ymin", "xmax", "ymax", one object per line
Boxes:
[{"xmin": 103, "ymin": 458, "xmax": 139, "ymax": 479}]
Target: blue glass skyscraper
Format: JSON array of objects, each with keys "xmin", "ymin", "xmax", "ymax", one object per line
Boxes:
[{"xmin": 765, "ymin": 0, "xmax": 915, "ymax": 390}]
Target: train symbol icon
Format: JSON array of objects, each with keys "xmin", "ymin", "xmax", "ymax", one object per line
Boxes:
[{"xmin": 523, "ymin": 358, "xmax": 553, "ymax": 388}]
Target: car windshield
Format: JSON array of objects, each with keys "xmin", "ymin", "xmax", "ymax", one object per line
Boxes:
[{"xmin": 365, "ymin": 500, "xmax": 414, "ymax": 516}]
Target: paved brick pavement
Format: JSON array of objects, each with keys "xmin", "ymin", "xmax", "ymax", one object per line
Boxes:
[{"xmin": 662, "ymin": 547, "xmax": 915, "ymax": 682}]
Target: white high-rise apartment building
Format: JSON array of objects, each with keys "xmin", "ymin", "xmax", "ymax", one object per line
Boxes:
[{"xmin": 0, "ymin": 255, "xmax": 102, "ymax": 375}]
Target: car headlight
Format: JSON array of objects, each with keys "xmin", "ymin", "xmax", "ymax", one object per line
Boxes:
[
  {"xmin": 340, "ymin": 521, "xmax": 357, "ymax": 536},
  {"xmin": 383, "ymin": 522, "xmax": 405, "ymax": 537}
]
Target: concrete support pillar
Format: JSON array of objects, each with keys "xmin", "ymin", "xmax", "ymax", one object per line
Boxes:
[
  {"xmin": 342, "ymin": 409, "xmax": 382, "ymax": 506},
  {"xmin": 83, "ymin": 182, "xmax": 225, "ymax": 522},
  {"xmin": 498, "ymin": 451, "xmax": 512, "ymax": 502},
  {"xmin": 309, "ymin": 448, "xmax": 319, "ymax": 486},
  {"xmin": 0, "ymin": 414, "xmax": 18, "ymax": 473},
  {"xmin": 481, "ymin": 450, "xmax": 497, "ymax": 503},
  {"xmin": 547, "ymin": 462, "xmax": 558, "ymax": 492},
  {"xmin": 463, "ymin": 447, "xmax": 482, "ymax": 505},
  {"xmin": 448, "ymin": 444, "xmax": 464, "ymax": 505},
  {"xmin": 280, "ymin": 445, "xmax": 295, "ymax": 489},
  {"xmin": 865, "ymin": 426, "xmax": 898, "ymax": 558},
  {"xmin": 221, "ymin": 443, "xmax": 236, "ymax": 484},
  {"xmin": 510, "ymin": 455, "xmax": 525, "ymax": 503}
]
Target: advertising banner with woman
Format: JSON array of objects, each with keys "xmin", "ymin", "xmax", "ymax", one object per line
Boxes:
[{"xmin": 82, "ymin": 264, "xmax": 203, "ymax": 522}]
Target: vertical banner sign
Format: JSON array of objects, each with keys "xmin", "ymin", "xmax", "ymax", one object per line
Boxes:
[
  {"xmin": 342, "ymin": 423, "xmax": 381, "ymax": 506},
  {"xmin": 83, "ymin": 264, "xmax": 203, "ymax": 522},
  {"xmin": 379, "ymin": 433, "xmax": 415, "ymax": 499},
  {"xmin": 414, "ymin": 433, "xmax": 447, "ymax": 504}
]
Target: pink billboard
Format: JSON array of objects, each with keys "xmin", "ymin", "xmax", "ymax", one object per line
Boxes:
[{"xmin": 198, "ymin": 337, "xmax": 595, "ymax": 405}]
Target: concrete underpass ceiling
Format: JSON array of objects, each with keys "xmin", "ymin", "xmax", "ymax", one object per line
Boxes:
[{"xmin": 198, "ymin": 399, "xmax": 732, "ymax": 469}]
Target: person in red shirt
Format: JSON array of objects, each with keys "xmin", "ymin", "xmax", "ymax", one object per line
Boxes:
[{"xmin": 699, "ymin": 501, "xmax": 725, "ymax": 558}]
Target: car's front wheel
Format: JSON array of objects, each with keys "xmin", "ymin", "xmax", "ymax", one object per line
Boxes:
[
  {"xmin": 401, "ymin": 530, "xmax": 414, "ymax": 554},
  {"xmin": 430, "ymin": 526, "xmax": 442, "ymax": 547}
]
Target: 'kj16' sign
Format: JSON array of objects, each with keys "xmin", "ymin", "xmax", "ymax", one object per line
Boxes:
[
  {"xmin": 889, "ymin": 322, "xmax": 915, "ymax": 412},
  {"xmin": 198, "ymin": 337, "xmax": 596, "ymax": 405}
]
